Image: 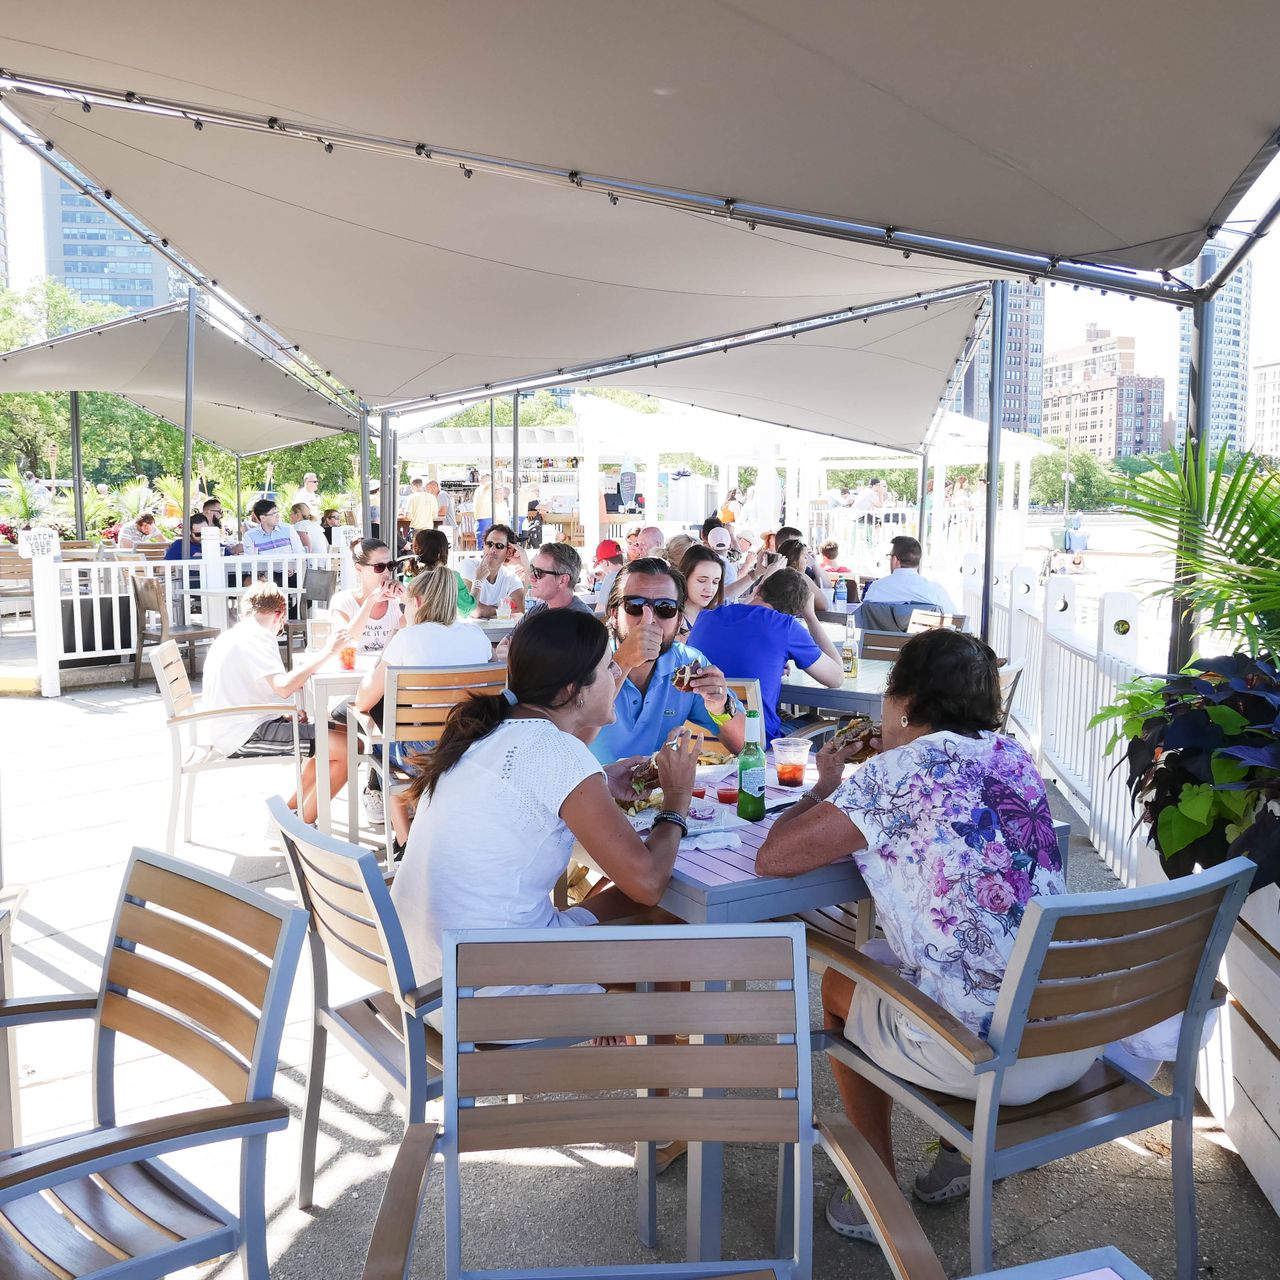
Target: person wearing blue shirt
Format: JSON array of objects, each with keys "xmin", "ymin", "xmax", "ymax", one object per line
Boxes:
[
  {"xmin": 858, "ymin": 535, "xmax": 957, "ymax": 615},
  {"xmin": 590, "ymin": 557, "xmax": 746, "ymax": 764},
  {"xmin": 163, "ymin": 513, "xmax": 228, "ymax": 561},
  {"xmin": 689, "ymin": 569, "xmax": 843, "ymax": 743}
]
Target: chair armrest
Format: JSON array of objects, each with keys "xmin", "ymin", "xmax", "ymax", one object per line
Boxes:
[
  {"xmin": 348, "ymin": 704, "xmax": 381, "ymax": 741},
  {"xmin": 816, "ymin": 1114, "xmax": 947, "ymax": 1280},
  {"xmin": 806, "ymin": 930, "xmax": 995, "ymax": 1069},
  {"xmin": 0, "ymin": 994, "xmax": 98, "ymax": 1028},
  {"xmin": 0, "ymin": 1099, "xmax": 288, "ymax": 1196},
  {"xmin": 402, "ymin": 979, "xmax": 443, "ymax": 1014},
  {"xmin": 169, "ymin": 705, "xmax": 301, "ymax": 726},
  {"xmin": 363, "ymin": 1124, "xmax": 439, "ymax": 1280}
]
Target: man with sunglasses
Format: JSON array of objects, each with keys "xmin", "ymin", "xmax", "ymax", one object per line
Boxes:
[
  {"xmin": 523, "ymin": 544, "xmax": 595, "ymax": 619},
  {"xmin": 461, "ymin": 523, "xmax": 527, "ymax": 618},
  {"xmin": 589, "ymin": 557, "xmax": 745, "ymax": 764}
]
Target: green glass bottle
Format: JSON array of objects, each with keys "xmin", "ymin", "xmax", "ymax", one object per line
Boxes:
[{"xmin": 737, "ymin": 710, "xmax": 767, "ymax": 822}]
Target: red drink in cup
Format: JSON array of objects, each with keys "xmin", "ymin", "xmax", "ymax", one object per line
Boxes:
[
  {"xmin": 339, "ymin": 645, "xmax": 357, "ymax": 671},
  {"xmin": 716, "ymin": 783, "xmax": 739, "ymax": 805},
  {"xmin": 691, "ymin": 785, "xmax": 706, "ymax": 799},
  {"xmin": 771, "ymin": 737, "xmax": 813, "ymax": 788},
  {"xmin": 776, "ymin": 762, "xmax": 806, "ymax": 787}
]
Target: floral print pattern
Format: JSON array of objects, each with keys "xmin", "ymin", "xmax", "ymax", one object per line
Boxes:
[{"xmin": 831, "ymin": 731, "xmax": 1064, "ymax": 1039}]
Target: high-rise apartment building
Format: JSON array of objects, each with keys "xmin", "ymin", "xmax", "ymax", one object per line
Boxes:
[
  {"xmin": 1042, "ymin": 374, "xmax": 1165, "ymax": 459},
  {"xmin": 1043, "ymin": 324, "xmax": 1135, "ymax": 391},
  {"xmin": 949, "ymin": 279, "xmax": 1044, "ymax": 434},
  {"xmin": 1176, "ymin": 240, "xmax": 1252, "ymax": 451},
  {"xmin": 1249, "ymin": 362, "xmax": 1280, "ymax": 459},
  {"xmin": 42, "ymin": 167, "xmax": 170, "ymax": 312}
]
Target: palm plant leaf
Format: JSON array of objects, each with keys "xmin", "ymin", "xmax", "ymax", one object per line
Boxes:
[{"xmin": 1121, "ymin": 446, "xmax": 1280, "ymax": 655}]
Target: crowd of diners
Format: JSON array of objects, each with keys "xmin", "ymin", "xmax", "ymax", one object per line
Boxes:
[{"xmin": 193, "ymin": 509, "xmax": 1103, "ymax": 1246}]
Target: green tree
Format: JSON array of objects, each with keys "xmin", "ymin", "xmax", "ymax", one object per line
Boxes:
[{"xmin": 1029, "ymin": 438, "xmax": 1121, "ymax": 510}]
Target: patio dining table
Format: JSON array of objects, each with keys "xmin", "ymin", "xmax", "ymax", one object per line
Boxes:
[
  {"xmin": 779, "ymin": 656, "xmax": 892, "ymax": 718},
  {"xmin": 305, "ymin": 650, "xmax": 379, "ymax": 838}
]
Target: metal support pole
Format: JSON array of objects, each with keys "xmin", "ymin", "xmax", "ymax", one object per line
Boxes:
[
  {"xmin": 980, "ymin": 282, "xmax": 1008, "ymax": 645},
  {"xmin": 916, "ymin": 447, "xmax": 929, "ymax": 544},
  {"xmin": 488, "ymin": 398, "xmax": 496, "ymax": 487},
  {"xmin": 511, "ymin": 392, "xmax": 521, "ymax": 537},
  {"xmin": 379, "ymin": 414, "xmax": 394, "ymax": 542},
  {"xmin": 181, "ymin": 288, "xmax": 198, "ymax": 568},
  {"xmin": 68, "ymin": 391, "xmax": 85, "ymax": 538},
  {"xmin": 358, "ymin": 409, "xmax": 372, "ymax": 538},
  {"xmin": 1169, "ymin": 292, "xmax": 1214, "ymax": 671},
  {"xmin": 234, "ymin": 455, "xmax": 242, "ymax": 533}
]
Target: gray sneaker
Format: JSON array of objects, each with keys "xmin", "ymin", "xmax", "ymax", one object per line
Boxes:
[
  {"xmin": 824, "ymin": 1188, "xmax": 876, "ymax": 1242},
  {"xmin": 914, "ymin": 1144, "xmax": 971, "ymax": 1203},
  {"xmin": 361, "ymin": 786, "xmax": 385, "ymax": 826}
]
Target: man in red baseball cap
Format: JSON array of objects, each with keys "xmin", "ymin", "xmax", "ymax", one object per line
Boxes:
[{"xmin": 590, "ymin": 539, "xmax": 625, "ymax": 612}]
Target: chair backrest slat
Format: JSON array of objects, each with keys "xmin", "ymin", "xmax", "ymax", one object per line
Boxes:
[
  {"xmin": 151, "ymin": 640, "xmax": 196, "ymax": 717},
  {"xmin": 457, "ymin": 1043, "xmax": 798, "ymax": 1097},
  {"xmin": 456, "ymin": 988, "xmax": 796, "ymax": 1044},
  {"xmin": 127, "ymin": 859, "xmax": 282, "ymax": 955},
  {"xmin": 458, "ymin": 1096, "xmax": 799, "ymax": 1154},
  {"xmin": 859, "ymin": 630, "xmax": 911, "ymax": 661},
  {"xmin": 388, "ymin": 664, "xmax": 506, "ymax": 743},
  {"xmin": 987, "ymin": 858, "xmax": 1253, "ymax": 1063},
  {"xmin": 455, "ymin": 934, "xmax": 794, "ymax": 987}
]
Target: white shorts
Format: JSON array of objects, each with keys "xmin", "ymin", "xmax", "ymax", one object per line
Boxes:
[{"xmin": 844, "ymin": 940, "xmax": 1098, "ymax": 1107}]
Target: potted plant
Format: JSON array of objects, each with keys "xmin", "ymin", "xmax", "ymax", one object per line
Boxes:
[{"xmin": 1091, "ymin": 445, "xmax": 1280, "ymax": 892}]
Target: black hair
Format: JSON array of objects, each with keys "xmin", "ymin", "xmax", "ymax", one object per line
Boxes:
[
  {"xmin": 606, "ymin": 556, "xmax": 687, "ymax": 613},
  {"xmin": 889, "ymin": 535, "xmax": 922, "ymax": 568},
  {"xmin": 701, "ymin": 514, "xmax": 725, "ymax": 539},
  {"xmin": 775, "ymin": 525, "xmax": 802, "ymax": 544},
  {"xmin": 485, "ymin": 523, "xmax": 518, "ymax": 547},
  {"xmin": 776, "ymin": 538, "xmax": 807, "ymax": 571},
  {"xmin": 251, "ymin": 497, "xmax": 277, "ymax": 519},
  {"xmin": 886, "ymin": 629, "xmax": 1001, "ymax": 735},
  {"xmin": 352, "ymin": 537, "xmax": 392, "ymax": 567},
  {"xmin": 410, "ymin": 527, "xmax": 450, "ymax": 571},
  {"xmin": 406, "ymin": 610, "xmax": 609, "ymax": 805}
]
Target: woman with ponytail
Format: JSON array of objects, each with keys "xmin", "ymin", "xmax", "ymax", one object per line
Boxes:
[{"xmin": 391, "ymin": 608, "xmax": 698, "ymax": 999}]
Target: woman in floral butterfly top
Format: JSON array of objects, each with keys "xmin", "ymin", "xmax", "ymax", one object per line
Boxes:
[{"xmin": 756, "ymin": 629, "xmax": 1098, "ymax": 1244}]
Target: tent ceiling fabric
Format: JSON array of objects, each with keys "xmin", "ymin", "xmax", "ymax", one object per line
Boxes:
[
  {"xmin": 597, "ymin": 293, "xmax": 984, "ymax": 451},
  {"xmin": 2, "ymin": 1, "xmax": 1277, "ymax": 273},
  {"xmin": 6, "ymin": 93, "xmax": 994, "ymax": 412},
  {"xmin": 0, "ymin": 307, "xmax": 354, "ymax": 454}
]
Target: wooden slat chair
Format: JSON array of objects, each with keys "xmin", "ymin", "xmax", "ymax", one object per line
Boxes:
[
  {"xmin": 456, "ymin": 511, "xmax": 477, "ymax": 551},
  {"xmin": 0, "ymin": 848, "xmax": 307, "ymax": 1280},
  {"xmin": 809, "ymin": 856, "xmax": 1254, "ymax": 1279},
  {"xmin": 858, "ymin": 630, "xmax": 911, "ymax": 662},
  {"xmin": 0, "ymin": 553, "xmax": 34, "ymax": 636},
  {"xmin": 116, "ymin": 543, "xmax": 169, "ymax": 561},
  {"xmin": 362, "ymin": 923, "xmax": 815, "ymax": 1280},
  {"xmin": 348, "ymin": 663, "xmax": 507, "ymax": 863},
  {"xmin": 149, "ymin": 640, "xmax": 303, "ymax": 853},
  {"xmin": 906, "ymin": 609, "xmax": 969, "ymax": 634},
  {"xmin": 270, "ymin": 797, "xmax": 447, "ymax": 1210},
  {"xmin": 281, "ymin": 565, "xmax": 338, "ymax": 668},
  {"xmin": 821, "ymin": 1112, "xmax": 1151, "ymax": 1280},
  {"xmin": 682, "ymin": 677, "xmax": 763, "ymax": 761},
  {"xmin": 130, "ymin": 572, "xmax": 219, "ymax": 687}
]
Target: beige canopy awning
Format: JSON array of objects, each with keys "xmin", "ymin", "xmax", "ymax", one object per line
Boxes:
[{"xmin": 0, "ymin": 303, "xmax": 356, "ymax": 455}]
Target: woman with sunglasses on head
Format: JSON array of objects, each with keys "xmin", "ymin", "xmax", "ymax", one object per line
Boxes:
[
  {"xmin": 461, "ymin": 523, "xmax": 527, "ymax": 618},
  {"xmin": 328, "ymin": 538, "xmax": 406, "ymax": 653},
  {"xmin": 588, "ymin": 557, "xmax": 745, "ymax": 764}
]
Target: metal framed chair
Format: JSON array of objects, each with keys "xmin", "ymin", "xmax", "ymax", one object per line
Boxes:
[
  {"xmin": 906, "ymin": 608, "xmax": 969, "ymax": 634},
  {"xmin": 362, "ymin": 922, "xmax": 815, "ymax": 1280},
  {"xmin": 859, "ymin": 629, "xmax": 911, "ymax": 662},
  {"xmin": 809, "ymin": 856, "xmax": 1255, "ymax": 1278},
  {"xmin": 0, "ymin": 848, "xmax": 306, "ymax": 1280},
  {"xmin": 282, "ymin": 565, "xmax": 337, "ymax": 668},
  {"xmin": 856, "ymin": 600, "xmax": 938, "ymax": 633},
  {"xmin": 270, "ymin": 797, "xmax": 446, "ymax": 1210},
  {"xmin": 130, "ymin": 571, "xmax": 219, "ymax": 687},
  {"xmin": 149, "ymin": 639, "xmax": 302, "ymax": 853},
  {"xmin": 0, "ymin": 552, "xmax": 33, "ymax": 637},
  {"xmin": 996, "ymin": 662, "xmax": 1024, "ymax": 732}
]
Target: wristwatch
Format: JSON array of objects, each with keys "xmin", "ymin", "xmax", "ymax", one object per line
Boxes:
[{"xmin": 709, "ymin": 689, "xmax": 743, "ymax": 725}]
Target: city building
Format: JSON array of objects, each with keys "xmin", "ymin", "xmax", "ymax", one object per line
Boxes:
[
  {"xmin": 41, "ymin": 167, "xmax": 171, "ymax": 312},
  {"xmin": 1042, "ymin": 373, "xmax": 1165, "ymax": 460},
  {"xmin": 949, "ymin": 279, "xmax": 1044, "ymax": 433},
  {"xmin": 1043, "ymin": 324, "xmax": 1136, "ymax": 391},
  {"xmin": 1249, "ymin": 362, "xmax": 1280, "ymax": 459},
  {"xmin": 1176, "ymin": 240, "xmax": 1252, "ymax": 451}
]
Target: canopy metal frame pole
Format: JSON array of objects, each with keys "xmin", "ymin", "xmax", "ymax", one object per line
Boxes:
[
  {"xmin": 234, "ymin": 454, "xmax": 242, "ymax": 531},
  {"xmin": 358, "ymin": 408, "xmax": 372, "ymax": 538},
  {"xmin": 979, "ymin": 282, "xmax": 1008, "ymax": 645},
  {"xmin": 915, "ymin": 447, "xmax": 929, "ymax": 545},
  {"xmin": 1169, "ymin": 292, "xmax": 1214, "ymax": 672},
  {"xmin": 180, "ymin": 287, "xmax": 197, "ymax": 563},
  {"xmin": 511, "ymin": 393, "xmax": 520, "ymax": 538},
  {"xmin": 488, "ymin": 399, "xmax": 496, "ymax": 487},
  {"xmin": 68, "ymin": 391, "xmax": 85, "ymax": 538},
  {"xmin": 0, "ymin": 71, "xmax": 1205, "ymax": 307},
  {"xmin": 379, "ymin": 413, "xmax": 395, "ymax": 542}
]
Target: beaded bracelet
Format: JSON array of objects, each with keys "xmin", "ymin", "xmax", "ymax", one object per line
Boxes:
[{"xmin": 652, "ymin": 810, "xmax": 689, "ymax": 837}]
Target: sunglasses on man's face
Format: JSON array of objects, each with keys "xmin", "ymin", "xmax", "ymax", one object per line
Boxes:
[
  {"xmin": 485, "ymin": 540, "xmax": 509, "ymax": 551},
  {"xmin": 529, "ymin": 565, "xmax": 564, "ymax": 581},
  {"xmin": 620, "ymin": 596, "xmax": 680, "ymax": 620}
]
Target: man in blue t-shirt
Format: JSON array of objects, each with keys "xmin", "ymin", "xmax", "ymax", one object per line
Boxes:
[{"xmin": 689, "ymin": 568, "xmax": 843, "ymax": 743}]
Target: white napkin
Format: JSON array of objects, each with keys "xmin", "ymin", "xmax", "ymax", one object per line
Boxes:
[{"xmin": 680, "ymin": 831, "xmax": 741, "ymax": 852}]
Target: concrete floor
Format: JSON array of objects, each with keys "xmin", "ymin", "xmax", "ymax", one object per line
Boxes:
[{"xmin": 2, "ymin": 683, "xmax": 1278, "ymax": 1279}]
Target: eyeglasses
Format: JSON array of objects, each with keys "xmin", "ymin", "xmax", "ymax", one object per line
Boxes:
[
  {"xmin": 620, "ymin": 595, "xmax": 680, "ymax": 620},
  {"xmin": 484, "ymin": 540, "xmax": 509, "ymax": 551},
  {"xmin": 362, "ymin": 560, "xmax": 394, "ymax": 571},
  {"xmin": 529, "ymin": 565, "xmax": 564, "ymax": 581}
]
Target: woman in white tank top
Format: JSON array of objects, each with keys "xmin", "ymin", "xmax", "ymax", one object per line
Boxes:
[{"xmin": 328, "ymin": 538, "xmax": 406, "ymax": 652}]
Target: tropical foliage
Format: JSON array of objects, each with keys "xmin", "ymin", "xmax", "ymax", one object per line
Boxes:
[
  {"xmin": 1119, "ymin": 444, "xmax": 1280, "ymax": 656},
  {"xmin": 1090, "ymin": 656, "xmax": 1280, "ymax": 892}
]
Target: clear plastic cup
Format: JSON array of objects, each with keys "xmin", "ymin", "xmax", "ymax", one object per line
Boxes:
[{"xmin": 771, "ymin": 737, "xmax": 813, "ymax": 787}]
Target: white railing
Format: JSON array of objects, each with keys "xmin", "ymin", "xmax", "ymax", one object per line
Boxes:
[{"xmin": 28, "ymin": 537, "xmax": 327, "ymax": 697}]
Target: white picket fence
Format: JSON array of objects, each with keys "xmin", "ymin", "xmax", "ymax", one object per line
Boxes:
[{"xmin": 964, "ymin": 556, "xmax": 1280, "ymax": 1214}]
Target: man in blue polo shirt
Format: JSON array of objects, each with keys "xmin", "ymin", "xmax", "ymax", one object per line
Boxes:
[
  {"xmin": 590, "ymin": 557, "xmax": 745, "ymax": 764},
  {"xmin": 689, "ymin": 569, "xmax": 843, "ymax": 743}
]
